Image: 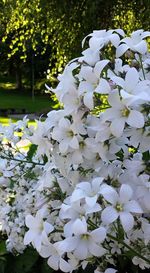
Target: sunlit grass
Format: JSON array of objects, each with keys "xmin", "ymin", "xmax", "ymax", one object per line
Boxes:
[{"xmin": 0, "ymin": 117, "xmax": 37, "ymax": 127}]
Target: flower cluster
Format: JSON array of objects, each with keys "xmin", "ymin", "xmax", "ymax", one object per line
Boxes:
[{"xmin": 0, "ymin": 29, "xmax": 150, "ymax": 273}]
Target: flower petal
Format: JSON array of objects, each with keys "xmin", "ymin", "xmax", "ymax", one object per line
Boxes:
[
  {"xmin": 116, "ymin": 44, "xmax": 129, "ymax": 58},
  {"xmin": 127, "ymin": 110, "xmax": 144, "ymax": 128},
  {"xmin": 100, "ymin": 185, "xmax": 118, "ymax": 204},
  {"xmin": 60, "ymin": 258, "xmax": 73, "ymax": 272},
  {"xmin": 94, "ymin": 60, "xmax": 109, "ymax": 77},
  {"xmin": 47, "ymin": 255, "xmax": 59, "ymax": 271},
  {"xmin": 83, "ymin": 92, "xmax": 94, "ymax": 109},
  {"xmin": 91, "ymin": 227, "xmax": 106, "ymax": 243},
  {"xmin": 120, "ymin": 212, "xmax": 134, "ymax": 232},
  {"xmin": 125, "ymin": 68, "xmax": 139, "ymax": 91},
  {"xmin": 101, "ymin": 206, "xmax": 118, "ymax": 224},
  {"xmin": 124, "ymin": 200, "xmax": 143, "ymax": 214},
  {"xmin": 110, "ymin": 118, "xmax": 125, "ymax": 137},
  {"xmin": 95, "ymin": 79, "xmax": 111, "ymax": 94},
  {"xmin": 74, "ymin": 241, "xmax": 88, "ymax": 260},
  {"xmin": 119, "ymin": 184, "xmax": 133, "ymax": 204},
  {"xmin": 89, "ymin": 241, "xmax": 106, "ymax": 257}
]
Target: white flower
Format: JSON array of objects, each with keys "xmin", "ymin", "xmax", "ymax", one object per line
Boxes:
[
  {"xmin": 101, "ymin": 184, "xmax": 143, "ymax": 232},
  {"xmin": 116, "ymin": 29, "xmax": 150, "ymax": 57},
  {"xmin": 102, "ymin": 90, "xmax": 145, "ymax": 137},
  {"xmin": 111, "ymin": 67, "xmax": 150, "ymax": 106},
  {"xmin": 58, "ymin": 218, "xmax": 106, "ymax": 260},
  {"xmin": 24, "ymin": 211, "xmax": 54, "ymax": 251},
  {"xmin": 52, "ymin": 118, "xmax": 80, "ymax": 153},
  {"xmin": 40, "ymin": 242, "xmax": 73, "ymax": 272},
  {"xmin": 71, "ymin": 177, "xmax": 104, "ymax": 207},
  {"xmin": 132, "ymin": 256, "xmax": 150, "ymax": 270}
]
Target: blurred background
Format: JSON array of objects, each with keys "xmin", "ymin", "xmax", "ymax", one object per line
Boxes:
[{"xmin": 0, "ymin": 0, "xmax": 149, "ymax": 122}]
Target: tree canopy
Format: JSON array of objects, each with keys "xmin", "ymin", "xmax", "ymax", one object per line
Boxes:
[{"xmin": 0, "ymin": 0, "xmax": 150, "ymax": 90}]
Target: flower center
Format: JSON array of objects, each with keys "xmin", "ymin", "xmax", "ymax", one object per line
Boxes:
[
  {"xmin": 81, "ymin": 234, "xmax": 90, "ymax": 240},
  {"xmin": 79, "ymin": 141, "xmax": 86, "ymax": 149},
  {"xmin": 66, "ymin": 130, "xmax": 74, "ymax": 137},
  {"xmin": 115, "ymin": 203, "xmax": 123, "ymax": 212},
  {"xmin": 121, "ymin": 108, "xmax": 130, "ymax": 117}
]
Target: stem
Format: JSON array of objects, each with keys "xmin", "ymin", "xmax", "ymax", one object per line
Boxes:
[
  {"xmin": 87, "ymin": 219, "xmax": 150, "ymax": 265},
  {"xmin": 139, "ymin": 54, "xmax": 146, "ymax": 80},
  {"xmin": 107, "ymin": 233, "xmax": 150, "ymax": 265},
  {"xmin": 0, "ymin": 155, "xmax": 45, "ymax": 166}
]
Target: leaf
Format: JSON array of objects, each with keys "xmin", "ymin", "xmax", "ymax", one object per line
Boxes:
[
  {"xmin": 27, "ymin": 144, "xmax": 38, "ymax": 161},
  {"xmin": 0, "ymin": 241, "xmax": 7, "ymax": 256},
  {"xmin": 42, "ymin": 154, "xmax": 48, "ymax": 164},
  {"xmin": 0, "ymin": 260, "xmax": 5, "ymax": 273},
  {"xmin": 14, "ymin": 248, "xmax": 39, "ymax": 273},
  {"xmin": 41, "ymin": 260, "xmax": 54, "ymax": 273}
]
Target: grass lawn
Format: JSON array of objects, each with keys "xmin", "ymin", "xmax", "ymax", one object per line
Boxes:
[
  {"xmin": 0, "ymin": 75, "xmax": 56, "ymax": 114},
  {"xmin": 0, "ymin": 117, "xmax": 36, "ymax": 126}
]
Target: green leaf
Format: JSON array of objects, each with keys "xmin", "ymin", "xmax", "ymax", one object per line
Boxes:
[
  {"xmin": 42, "ymin": 154, "xmax": 48, "ymax": 164},
  {"xmin": 0, "ymin": 241, "xmax": 7, "ymax": 256},
  {"xmin": 14, "ymin": 248, "xmax": 39, "ymax": 273},
  {"xmin": 41, "ymin": 259, "xmax": 54, "ymax": 273},
  {"xmin": 27, "ymin": 144, "xmax": 38, "ymax": 161},
  {"xmin": 0, "ymin": 260, "xmax": 5, "ymax": 273}
]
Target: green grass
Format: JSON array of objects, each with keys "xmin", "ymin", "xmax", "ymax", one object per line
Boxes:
[
  {"xmin": 0, "ymin": 117, "xmax": 36, "ymax": 126},
  {"xmin": 0, "ymin": 75, "xmax": 55, "ymax": 114},
  {"xmin": 0, "ymin": 91, "xmax": 53, "ymax": 113}
]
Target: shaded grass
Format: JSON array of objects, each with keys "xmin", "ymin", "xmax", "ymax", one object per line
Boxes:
[
  {"xmin": 0, "ymin": 75, "xmax": 55, "ymax": 114},
  {"xmin": 0, "ymin": 90, "xmax": 53, "ymax": 113}
]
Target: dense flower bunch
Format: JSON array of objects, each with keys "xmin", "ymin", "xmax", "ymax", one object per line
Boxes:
[{"xmin": 0, "ymin": 29, "xmax": 150, "ymax": 273}]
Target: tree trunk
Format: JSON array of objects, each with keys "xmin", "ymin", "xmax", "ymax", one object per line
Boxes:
[{"xmin": 15, "ymin": 65, "xmax": 22, "ymax": 91}]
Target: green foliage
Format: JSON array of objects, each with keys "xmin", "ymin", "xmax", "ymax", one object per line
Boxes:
[
  {"xmin": 0, "ymin": 247, "xmax": 55, "ymax": 273},
  {"xmin": 27, "ymin": 144, "xmax": 38, "ymax": 161}
]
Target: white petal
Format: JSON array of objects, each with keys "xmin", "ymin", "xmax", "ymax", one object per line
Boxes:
[
  {"xmin": 125, "ymin": 200, "xmax": 143, "ymax": 214},
  {"xmin": 69, "ymin": 136, "xmax": 79, "ymax": 149},
  {"xmin": 58, "ymin": 237, "xmax": 77, "ymax": 252},
  {"xmin": 25, "ymin": 215, "xmax": 35, "ymax": 228},
  {"xmin": 60, "ymin": 258, "xmax": 72, "ymax": 272},
  {"xmin": 74, "ymin": 241, "xmax": 88, "ymax": 260},
  {"xmin": 119, "ymin": 184, "xmax": 133, "ymax": 204},
  {"xmin": 120, "ymin": 212, "xmax": 134, "ymax": 232},
  {"xmin": 34, "ymin": 235, "xmax": 42, "ymax": 251},
  {"xmin": 89, "ymin": 241, "xmax": 106, "ymax": 257},
  {"xmin": 94, "ymin": 60, "xmax": 109, "ymax": 77},
  {"xmin": 114, "ymin": 29, "xmax": 125, "ymax": 37},
  {"xmin": 108, "ymin": 90, "xmax": 122, "ymax": 107},
  {"xmin": 111, "ymin": 76, "xmax": 124, "ymax": 88},
  {"xmin": 101, "ymin": 206, "xmax": 118, "ymax": 224},
  {"xmin": 47, "ymin": 255, "xmax": 59, "ymax": 271},
  {"xmin": 100, "ymin": 185, "xmax": 118, "ymax": 204},
  {"xmin": 116, "ymin": 44, "xmax": 129, "ymax": 58},
  {"xmin": 91, "ymin": 227, "xmax": 106, "ymax": 243},
  {"xmin": 71, "ymin": 188, "xmax": 86, "ymax": 202},
  {"xmin": 59, "ymin": 139, "xmax": 68, "ymax": 153},
  {"xmin": 83, "ymin": 92, "xmax": 94, "ymax": 109},
  {"xmin": 72, "ymin": 218, "xmax": 87, "ymax": 235},
  {"xmin": 125, "ymin": 68, "xmax": 139, "ymax": 92},
  {"xmin": 24, "ymin": 231, "xmax": 33, "ymax": 245},
  {"xmin": 95, "ymin": 78, "xmax": 111, "ymax": 94},
  {"xmin": 86, "ymin": 196, "xmax": 97, "ymax": 207},
  {"xmin": 40, "ymin": 244, "xmax": 53, "ymax": 258},
  {"xmin": 59, "ymin": 118, "xmax": 70, "ymax": 129},
  {"xmin": 110, "ymin": 118, "xmax": 125, "ymax": 137},
  {"xmin": 127, "ymin": 110, "xmax": 144, "ymax": 128},
  {"xmin": 44, "ymin": 222, "xmax": 54, "ymax": 234},
  {"xmin": 110, "ymin": 34, "xmax": 120, "ymax": 47},
  {"xmin": 105, "ymin": 269, "xmax": 117, "ymax": 273},
  {"xmin": 134, "ymin": 40, "xmax": 147, "ymax": 54}
]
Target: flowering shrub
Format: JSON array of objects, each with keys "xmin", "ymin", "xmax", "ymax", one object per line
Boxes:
[{"xmin": 0, "ymin": 29, "xmax": 150, "ymax": 273}]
